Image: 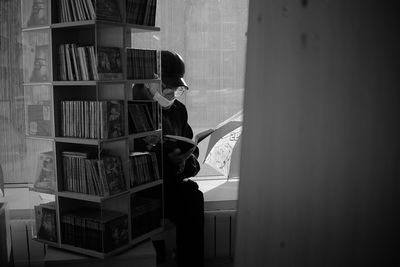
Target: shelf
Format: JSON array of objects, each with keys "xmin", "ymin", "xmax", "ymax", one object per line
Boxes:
[
  {"xmin": 52, "ymin": 81, "xmax": 97, "ymax": 86},
  {"xmin": 55, "ymin": 136, "xmax": 127, "ymax": 145},
  {"xmin": 23, "ymin": 82, "xmax": 53, "ymax": 86},
  {"xmin": 23, "ymin": 0, "xmax": 163, "ymax": 258},
  {"xmin": 52, "ymin": 80, "xmax": 129, "ymax": 86},
  {"xmin": 129, "ymin": 129, "xmax": 162, "ymax": 139},
  {"xmin": 51, "ymin": 20, "xmax": 160, "ymax": 33},
  {"xmin": 57, "ymin": 190, "xmax": 129, "ymax": 203},
  {"xmin": 22, "ymin": 26, "xmax": 51, "ymax": 32},
  {"xmin": 32, "ymin": 237, "xmax": 60, "ymax": 247},
  {"xmin": 29, "ymin": 187, "xmax": 55, "ymax": 195},
  {"xmin": 58, "ymin": 243, "xmax": 129, "ymax": 259},
  {"xmin": 52, "ymin": 20, "xmax": 95, "ymax": 29},
  {"xmin": 130, "ymin": 180, "xmax": 163, "ymax": 194},
  {"xmin": 25, "ymin": 135, "xmax": 53, "ymax": 141},
  {"xmin": 128, "ymin": 79, "xmax": 161, "ymax": 84}
]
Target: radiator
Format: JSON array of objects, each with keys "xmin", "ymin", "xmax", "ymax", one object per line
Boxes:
[{"xmin": 204, "ymin": 210, "xmax": 236, "ymax": 259}]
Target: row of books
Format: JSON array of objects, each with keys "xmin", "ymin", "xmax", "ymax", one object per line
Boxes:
[
  {"xmin": 131, "ymin": 196, "xmax": 161, "ymax": 238},
  {"xmin": 60, "ymin": 100, "xmax": 124, "ymax": 139},
  {"xmin": 126, "ymin": 0, "xmax": 157, "ymax": 26},
  {"xmin": 58, "ymin": 45, "xmax": 158, "ymax": 81},
  {"xmin": 128, "ymin": 102, "xmax": 155, "ymax": 133},
  {"xmin": 61, "ymin": 209, "xmax": 128, "ymax": 252},
  {"xmin": 58, "ymin": 44, "xmax": 99, "ymax": 81},
  {"xmin": 62, "ymin": 152, "xmax": 126, "ymax": 197},
  {"xmin": 129, "ymin": 152, "xmax": 160, "ymax": 187},
  {"xmin": 127, "ymin": 48, "xmax": 158, "ymax": 80},
  {"xmin": 58, "ymin": 0, "xmax": 95, "ymax": 22},
  {"xmin": 58, "ymin": 0, "xmax": 122, "ymax": 23},
  {"xmin": 26, "ymin": 0, "xmax": 159, "ymax": 27}
]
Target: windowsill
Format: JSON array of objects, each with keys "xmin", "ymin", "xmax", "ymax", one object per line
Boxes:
[
  {"xmin": 196, "ymin": 177, "xmax": 239, "ymax": 211},
  {"xmin": 2, "ymin": 187, "xmax": 31, "ymax": 220}
]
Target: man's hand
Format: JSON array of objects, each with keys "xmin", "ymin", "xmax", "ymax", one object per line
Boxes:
[
  {"xmin": 168, "ymin": 147, "xmax": 196, "ymax": 174},
  {"xmin": 144, "ymin": 83, "xmax": 159, "ymax": 97}
]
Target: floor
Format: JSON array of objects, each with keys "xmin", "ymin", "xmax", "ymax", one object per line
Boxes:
[{"xmin": 158, "ymin": 257, "xmax": 234, "ymax": 267}]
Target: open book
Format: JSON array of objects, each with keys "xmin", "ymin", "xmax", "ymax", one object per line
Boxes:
[{"xmin": 163, "ymin": 128, "xmax": 215, "ymax": 154}]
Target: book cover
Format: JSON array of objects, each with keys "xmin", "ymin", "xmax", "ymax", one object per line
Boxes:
[
  {"xmin": 97, "ymin": 47, "xmax": 123, "ymax": 80},
  {"xmin": 163, "ymin": 129, "xmax": 214, "ymax": 154},
  {"xmin": 106, "ymin": 101, "xmax": 124, "ymax": 138},
  {"xmin": 25, "ymin": 0, "xmax": 48, "ymax": 27},
  {"xmin": 35, "ymin": 205, "xmax": 57, "ymax": 242},
  {"xmin": 34, "ymin": 151, "xmax": 55, "ymax": 191},
  {"xmin": 96, "ymin": 0, "xmax": 122, "ymax": 22},
  {"xmin": 105, "ymin": 216, "xmax": 128, "ymax": 251},
  {"xmin": 163, "ymin": 135, "xmax": 197, "ymax": 154},
  {"xmin": 102, "ymin": 156, "xmax": 126, "ymax": 195},
  {"xmin": 28, "ymin": 102, "xmax": 51, "ymax": 136},
  {"xmin": 195, "ymin": 128, "xmax": 215, "ymax": 143},
  {"xmin": 128, "ymin": 102, "xmax": 154, "ymax": 134},
  {"xmin": 29, "ymin": 44, "xmax": 50, "ymax": 82},
  {"xmin": 22, "ymin": 30, "xmax": 49, "ymax": 82}
]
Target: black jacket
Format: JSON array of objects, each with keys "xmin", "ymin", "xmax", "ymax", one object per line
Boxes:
[{"xmin": 162, "ymin": 100, "xmax": 200, "ymax": 183}]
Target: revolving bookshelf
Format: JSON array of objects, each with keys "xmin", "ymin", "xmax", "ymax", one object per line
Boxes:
[{"xmin": 22, "ymin": 0, "xmax": 163, "ymax": 258}]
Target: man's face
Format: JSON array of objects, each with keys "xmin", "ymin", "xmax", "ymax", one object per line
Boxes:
[{"xmin": 162, "ymin": 83, "xmax": 187, "ymax": 100}]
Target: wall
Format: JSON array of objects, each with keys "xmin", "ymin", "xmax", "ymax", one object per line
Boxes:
[{"xmin": 235, "ymin": 0, "xmax": 400, "ymax": 266}]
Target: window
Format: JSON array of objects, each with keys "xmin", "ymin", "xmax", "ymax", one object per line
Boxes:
[
  {"xmin": 0, "ymin": 0, "xmax": 248, "ymax": 187},
  {"xmin": 158, "ymin": 0, "xmax": 248, "ymax": 179}
]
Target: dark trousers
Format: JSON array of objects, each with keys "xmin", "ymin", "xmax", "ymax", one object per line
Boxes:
[{"xmin": 165, "ymin": 179, "xmax": 204, "ymax": 267}]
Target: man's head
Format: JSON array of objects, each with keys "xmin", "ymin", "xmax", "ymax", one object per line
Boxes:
[{"xmin": 161, "ymin": 50, "xmax": 188, "ymax": 100}]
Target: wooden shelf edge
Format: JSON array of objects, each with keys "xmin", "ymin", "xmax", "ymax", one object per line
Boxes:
[
  {"xmin": 129, "ymin": 180, "xmax": 163, "ymax": 193},
  {"xmin": 51, "ymin": 20, "xmax": 95, "ymax": 28},
  {"xmin": 55, "ymin": 136, "xmax": 128, "ymax": 145},
  {"xmin": 129, "ymin": 129, "xmax": 162, "ymax": 139},
  {"xmin": 22, "ymin": 26, "xmax": 51, "ymax": 32},
  {"xmin": 33, "ymin": 237, "xmax": 60, "ymax": 247},
  {"xmin": 51, "ymin": 20, "xmax": 160, "ymax": 32},
  {"xmin": 57, "ymin": 190, "xmax": 130, "ymax": 202},
  {"xmin": 29, "ymin": 187, "xmax": 56, "ymax": 195}
]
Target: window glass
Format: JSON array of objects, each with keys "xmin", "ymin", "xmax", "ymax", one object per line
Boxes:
[
  {"xmin": 1, "ymin": 0, "xmax": 26, "ymax": 184},
  {"xmin": 158, "ymin": 0, "xmax": 249, "ymax": 178}
]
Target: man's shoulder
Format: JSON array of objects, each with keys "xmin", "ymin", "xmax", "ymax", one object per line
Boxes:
[
  {"xmin": 169, "ymin": 99, "xmax": 188, "ymax": 114},
  {"xmin": 173, "ymin": 99, "xmax": 186, "ymax": 109}
]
